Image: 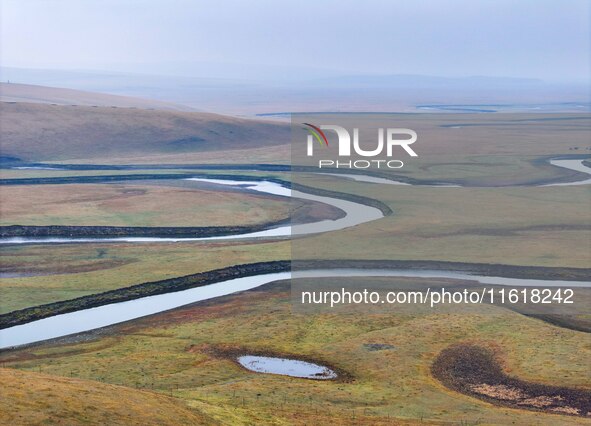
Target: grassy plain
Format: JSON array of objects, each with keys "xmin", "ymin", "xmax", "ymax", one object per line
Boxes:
[
  {"xmin": 293, "ymin": 114, "xmax": 591, "ymax": 186},
  {"xmin": 293, "ymin": 175, "xmax": 591, "ymax": 268},
  {"xmin": 0, "ymin": 183, "xmax": 291, "ymax": 227},
  {"xmin": 0, "ymin": 110, "xmax": 589, "ymax": 424},
  {"xmin": 0, "ymin": 241, "xmax": 289, "ymax": 313},
  {"xmin": 1, "ymin": 281, "xmax": 589, "ymax": 425},
  {"xmin": 1, "ymin": 180, "xmax": 588, "ymax": 314},
  {"xmin": 2, "ymin": 107, "xmax": 589, "ymax": 187}
]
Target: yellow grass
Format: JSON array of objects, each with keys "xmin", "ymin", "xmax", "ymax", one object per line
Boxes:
[{"xmin": 0, "ymin": 367, "xmax": 212, "ymax": 425}]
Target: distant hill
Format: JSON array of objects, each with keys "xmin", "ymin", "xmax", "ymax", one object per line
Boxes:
[
  {"xmin": 305, "ymin": 74, "xmax": 546, "ymax": 89},
  {"xmin": 4, "ymin": 68, "xmax": 587, "ymax": 115},
  {"xmin": 0, "ymin": 101, "xmax": 289, "ymax": 162},
  {"xmin": 0, "ymin": 82, "xmax": 195, "ymax": 111}
]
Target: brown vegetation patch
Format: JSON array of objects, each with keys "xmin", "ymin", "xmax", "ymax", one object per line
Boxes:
[{"xmin": 432, "ymin": 343, "xmax": 591, "ymax": 417}]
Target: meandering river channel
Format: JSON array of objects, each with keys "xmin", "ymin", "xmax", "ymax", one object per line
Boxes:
[{"xmin": 0, "ymin": 157, "xmax": 589, "ymax": 348}]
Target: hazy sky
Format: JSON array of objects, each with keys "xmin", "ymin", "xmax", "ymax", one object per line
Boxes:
[{"xmin": 1, "ymin": 0, "xmax": 589, "ymax": 82}]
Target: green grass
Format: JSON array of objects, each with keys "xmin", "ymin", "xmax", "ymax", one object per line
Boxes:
[
  {"xmin": 0, "ymin": 241, "xmax": 289, "ymax": 313},
  {"xmin": 292, "ymin": 113, "xmax": 591, "ymax": 186},
  {"xmin": 1, "ymin": 112, "xmax": 590, "ymax": 424}
]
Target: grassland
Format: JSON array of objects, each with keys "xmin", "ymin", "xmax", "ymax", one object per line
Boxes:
[
  {"xmin": 293, "ymin": 174, "xmax": 591, "ymax": 268},
  {"xmin": 0, "ymin": 241, "xmax": 289, "ymax": 314},
  {"xmin": 0, "ymin": 168, "xmax": 289, "ymax": 180},
  {"xmin": 0, "ymin": 182, "xmax": 292, "ymax": 227},
  {"xmin": 2, "ymin": 106, "xmax": 589, "ymax": 187},
  {"xmin": 0, "ymin": 107, "xmax": 589, "ymax": 424},
  {"xmin": 1, "ymin": 177, "xmax": 588, "ymax": 314},
  {"xmin": 291, "ymin": 114, "xmax": 591, "ymax": 186},
  {"xmin": 0, "ymin": 367, "xmax": 212, "ymax": 425},
  {"xmin": 0, "ymin": 102, "xmax": 289, "ymax": 162},
  {"xmin": 0, "ymin": 168, "xmax": 192, "ymax": 180},
  {"xmin": 1, "ymin": 280, "xmax": 589, "ymax": 425}
]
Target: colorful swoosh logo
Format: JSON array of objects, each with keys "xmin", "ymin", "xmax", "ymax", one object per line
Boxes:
[{"xmin": 303, "ymin": 123, "xmax": 329, "ymax": 146}]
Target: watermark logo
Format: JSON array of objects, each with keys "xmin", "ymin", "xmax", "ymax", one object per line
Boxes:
[
  {"xmin": 302, "ymin": 123, "xmax": 417, "ymax": 169},
  {"xmin": 303, "ymin": 123, "xmax": 330, "ymax": 153}
]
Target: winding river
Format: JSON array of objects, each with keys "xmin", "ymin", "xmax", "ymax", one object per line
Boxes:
[
  {"xmin": 0, "ymin": 157, "xmax": 589, "ymax": 349},
  {"xmin": 1, "ymin": 268, "xmax": 589, "ymax": 349},
  {"xmin": 0, "ymin": 178, "xmax": 383, "ymax": 244},
  {"xmin": 1, "ymin": 158, "xmax": 588, "ymax": 245}
]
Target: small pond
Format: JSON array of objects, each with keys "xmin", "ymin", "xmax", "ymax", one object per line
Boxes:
[{"xmin": 237, "ymin": 355, "xmax": 337, "ymax": 380}]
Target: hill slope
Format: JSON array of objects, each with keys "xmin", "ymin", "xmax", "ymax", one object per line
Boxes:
[
  {"xmin": 0, "ymin": 82, "xmax": 194, "ymax": 111},
  {"xmin": 0, "ymin": 368, "xmax": 212, "ymax": 425},
  {"xmin": 0, "ymin": 102, "xmax": 289, "ymax": 162}
]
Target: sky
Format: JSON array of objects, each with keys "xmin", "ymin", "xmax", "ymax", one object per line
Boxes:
[{"xmin": 1, "ymin": 0, "xmax": 589, "ymax": 83}]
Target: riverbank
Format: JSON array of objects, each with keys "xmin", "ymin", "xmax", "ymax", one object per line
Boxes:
[
  {"xmin": 0, "ymin": 175, "xmax": 392, "ymax": 242},
  {"xmin": 1, "ymin": 259, "xmax": 589, "ymax": 331}
]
